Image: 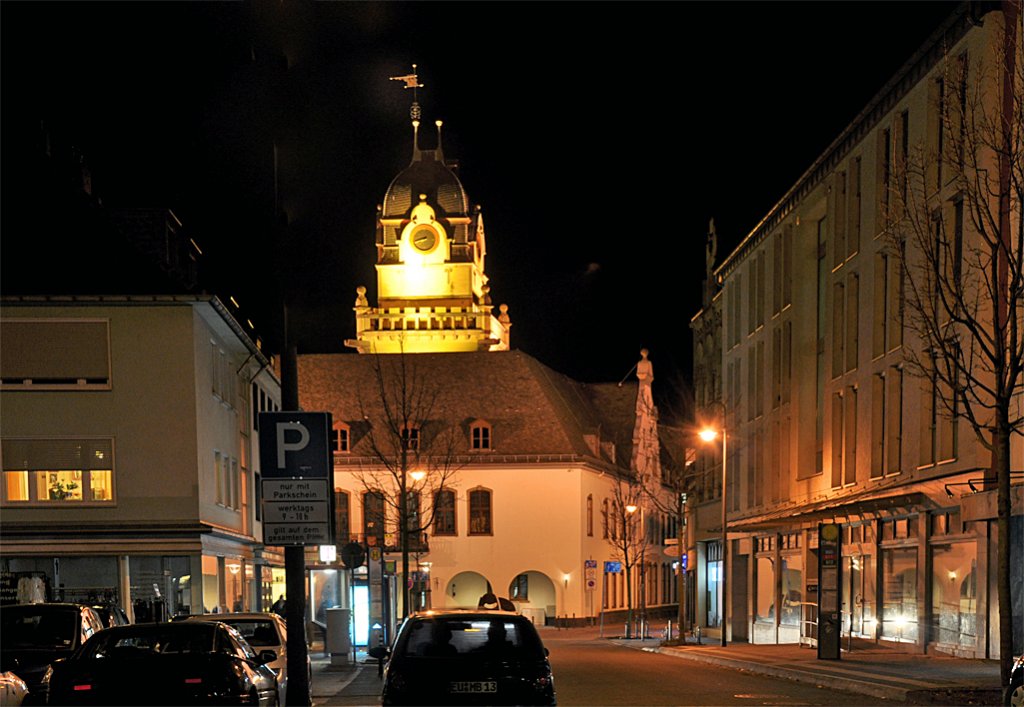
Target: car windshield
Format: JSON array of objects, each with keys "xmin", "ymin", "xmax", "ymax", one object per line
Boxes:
[
  {"xmin": 0, "ymin": 606, "xmax": 77, "ymax": 649},
  {"xmin": 216, "ymin": 620, "xmax": 280, "ymax": 647},
  {"xmin": 80, "ymin": 624, "xmax": 217, "ymax": 659},
  {"xmin": 400, "ymin": 618, "xmax": 542, "ymax": 658}
]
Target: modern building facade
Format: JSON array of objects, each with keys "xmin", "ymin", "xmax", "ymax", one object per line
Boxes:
[
  {"xmin": 0, "ymin": 296, "xmax": 283, "ymax": 619},
  {"xmin": 690, "ymin": 2, "xmax": 1022, "ymax": 658}
]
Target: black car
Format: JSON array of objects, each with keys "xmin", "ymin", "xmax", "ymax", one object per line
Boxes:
[
  {"xmin": 1010, "ymin": 654, "xmax": 1023, "ymax": 707},
  {"xmin": 88, "ymin": 602, "xmax": 131, "ymax": 628},
  {"xmin": 382, "ymin": 609, "xmax": 556, "ymax": 706},
  {"xmin": 42, "ymin": 621, "xmax": 279, "ymax": 706},
  {"xmin": 0, "ymin": 603, "xmax": 105, "ymax": 705}
]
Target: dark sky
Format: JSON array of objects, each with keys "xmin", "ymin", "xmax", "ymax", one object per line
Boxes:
[{"xmin": 1, "ymin": 1, "xmax": 957, "ymax": 413}]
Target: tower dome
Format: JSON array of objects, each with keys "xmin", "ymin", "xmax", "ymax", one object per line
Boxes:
[{"xmin": 382, "ymin": 120, "xmax": 469, "ymax": 219}]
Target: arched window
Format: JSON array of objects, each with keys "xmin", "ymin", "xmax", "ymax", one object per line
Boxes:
[
  {"xmin": 334, "ymin": 489, "xmax": 350, "ymax": 544},
  {"xmin": 363, "ymin": 490, "xmax": 385, "ymax": 541},
  {"xmin": 433, "ymin": 489, "xmax": 456, "ymax": 536},
  {"xmin": 470, "ymin": 420, "xmax": 492, "ymax": 450},
  {"xmin": 468, "ymin": 488, "xmax": 492, "ymax": 535},
  {"xmin": 586, "ymin": 494, "xmax": 594, "ymax": 536}
]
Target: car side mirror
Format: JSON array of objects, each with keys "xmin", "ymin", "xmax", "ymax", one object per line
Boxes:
[
  {"xmin": 258, "ymin": 649, "xmax": 278, "ymax": 664},
  {"xmin": 368, "ymin": 645, "xmax": 388, "ymax": 660}
]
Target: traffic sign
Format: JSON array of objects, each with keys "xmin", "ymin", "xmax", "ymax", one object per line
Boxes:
[
  {"xmin": 258, "ymin": 412, "xmax": 334, "ymax": 546},
  {"xmin": 258, "ymin": 412, "xmax": 332, "ymax": 479}
]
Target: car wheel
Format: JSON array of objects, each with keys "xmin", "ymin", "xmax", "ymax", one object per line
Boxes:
[{"xmin": 1011, "ymin": 683, "xmax": 1024, "ymax": 707}]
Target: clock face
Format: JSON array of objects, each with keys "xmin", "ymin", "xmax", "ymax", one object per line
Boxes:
[{"xmin": 411, "ymin": 225, "xmax": 438, "ymax": 252}]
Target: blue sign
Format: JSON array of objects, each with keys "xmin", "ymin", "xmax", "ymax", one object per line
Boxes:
[
  {"xmin": 604, "ymin": 561, "xmax": 622, "ymax": 573},
  {"xmin": 258, "ymin": 412, "xmax": 332, "ymax": 479}
]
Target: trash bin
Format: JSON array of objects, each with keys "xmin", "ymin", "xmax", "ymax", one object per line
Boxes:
[{"xmin": 326, "ymin": 607, "xmax": 351, "ymax": 666}]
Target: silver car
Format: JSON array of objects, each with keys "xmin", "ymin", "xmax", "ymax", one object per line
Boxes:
[{"xmin": 186, "ymin": 612, "xmax": 308, "ymax": 705}]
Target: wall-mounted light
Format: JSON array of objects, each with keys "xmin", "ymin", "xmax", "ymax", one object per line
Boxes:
[
  {"xmin": 227, "ymin": 563, "xmax": 241, "ymax": 575},
  {"xmin": 410, "ymin": 470, "xmax": 426, "ymax": 482}
]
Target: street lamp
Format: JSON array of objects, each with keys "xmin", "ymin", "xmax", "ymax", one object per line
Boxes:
[{"xmin": 699, "ymin": 424, "xmax": 728, "ymax": 648}]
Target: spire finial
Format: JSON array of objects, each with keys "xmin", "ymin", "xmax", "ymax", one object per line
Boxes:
[{"xmin": 390, "ymin": 63, "xmax": 423, "ymax": 122}]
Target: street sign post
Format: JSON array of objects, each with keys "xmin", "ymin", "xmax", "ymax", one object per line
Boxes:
[{"xmin": 258, "ymin": 412, "xmax": 334, "ymax": 547}]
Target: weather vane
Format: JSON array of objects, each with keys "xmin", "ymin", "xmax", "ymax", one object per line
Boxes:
[{"xmin": 389, "ymin": 63, "xmax": 423, "ymax": 121}]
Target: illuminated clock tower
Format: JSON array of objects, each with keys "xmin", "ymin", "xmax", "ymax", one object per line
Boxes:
[{"xmin": 345, "ymin": 118, "xmax": 511, "ymax": 354}]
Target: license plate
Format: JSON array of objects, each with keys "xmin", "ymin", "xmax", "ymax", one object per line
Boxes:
[{"xmin": 449, "ymin": 681, "xmax": 497, "ymax": 694}]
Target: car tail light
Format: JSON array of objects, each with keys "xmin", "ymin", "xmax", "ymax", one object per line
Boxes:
[
  {"xmin": 73, "ymin": 684, "xmax": 93, "ymax": 691},
  {"xmin": 185, "ymin": 678, "xmax": 203, "ymax": 684}
]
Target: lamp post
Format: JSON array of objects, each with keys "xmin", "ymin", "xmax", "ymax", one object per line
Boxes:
[{"xmin": 699, "ymin": 424, "xmax": 728, "ymax": 648}]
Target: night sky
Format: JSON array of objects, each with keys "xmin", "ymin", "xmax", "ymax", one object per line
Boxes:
[{"xmin": 1, "ymin": 1, "xmax": 957, "ymax": 414}]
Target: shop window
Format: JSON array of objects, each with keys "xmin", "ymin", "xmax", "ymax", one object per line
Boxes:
[
  {"xmin": 2, "ymin": 438, "xmax": 114, "ymax": 504},
  {"xmin": 509, "ymin": 573, "xmax": 529, "ymax": 601},
  {"xmin": 780, "ymin": 554, "xmax": 803, "ymax": 626},
  {"xmin": 882, "ymin": 546, "xmax": 918, "ymax": 642},
  {"xmin": 468, "ymin": 488, "xmax": 492, "ymax": 535},
  {"xmin": 930, "ymin": 542, "xmax": 977, "ymax": 647}
]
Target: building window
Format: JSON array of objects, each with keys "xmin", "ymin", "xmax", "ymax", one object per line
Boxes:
[
  {"xmin": 602, "ymin": 499, "xmax": 609, "ymax": 539},
  {"xmin": 401, "ymin": 427, "xmax": 420, "ymax": 451},
  {"xmin": 364, "ymin": 490, "xmax": 385, "ymax": 541},
  {"xmin": 587, "ymin": 494, "xmax": 593, "ymax": 537},
  {"xmin": 0, "ymin": 319, "xmax": 112, "ymax": 390},
  {"xmin": 2, "ymin": 438, "xmax": 114, "ymax": 504},
  {"xmin": 330, "ymin": 423, "xmax": 350, "ymax": 453},
  {"xmin": 470, "ymin": 421, "xmax": 491, "ymax": 450},
  {"xmin": 510, "ymin": 573, "xmax": 529, "ymax": 601},
  {"xmin": 334, "ymin": 489, "xmax": 350, "ymax": 545},
  {"xmin": 468, "ymin": 488, "xmax": 492, "ymax": 535},
  {"xmin": 433, "ymin": 489, "xmax": 456, "ymax": 536}
]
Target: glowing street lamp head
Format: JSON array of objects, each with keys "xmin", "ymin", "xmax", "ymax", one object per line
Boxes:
[
  {"xmin": 699, "ymin": 428, "xmax": 719, "ymax": 443},
  {"xmin": 410, "ymin": 469, "xmax": 426, "ymax": 482},
  {"xmin": 625, "ymin": 504, "xmax": 638, "ymax": 515}
]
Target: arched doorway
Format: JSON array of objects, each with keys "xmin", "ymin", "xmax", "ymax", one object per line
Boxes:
[
  {"xmin": 508, "ymin": 570, "xmax": 556, "ymax": 626},
  {"xmin": 445, "ymin": 571, "xmax": 490, "ymax": 608}
]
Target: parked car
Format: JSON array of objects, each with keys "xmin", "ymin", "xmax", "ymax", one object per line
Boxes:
[
  {"xmin": 0, "ymin": 671, "xmax": 28, "ymax": 706},
  {"xmin": 42, "ymin": 620, "xmax": 279, "ymax": 706},
  {"xmin": 0, "ymin": 603, "xmax": 104, "ymax": 704},
  {"xmin": 1010, "ymin": 653, "xmax": 1023, "ymax": 707},
  {"xmin": 185, "ymin": 612, "xmax": 308, "ymax": 705},
  {"xmin": 382, "ymin": 608, "xmax": 556, "ymax": 706},
  {"xmin": 88, "ymin": 602, "xmax": 131, "ymax": 628}
]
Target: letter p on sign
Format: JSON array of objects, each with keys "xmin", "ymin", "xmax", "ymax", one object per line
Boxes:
[
  {"xmin": 258, "ymin": 412, "xmax": 332, "ymax": 479},
  {"xmin": 276, "ymin": 422, "xmax": 310, "ymax": 468}
]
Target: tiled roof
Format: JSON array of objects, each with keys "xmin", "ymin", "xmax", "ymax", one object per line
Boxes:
[{"xmin": 298, "ymin": 350, "xmax": 638, "ymax": 469}]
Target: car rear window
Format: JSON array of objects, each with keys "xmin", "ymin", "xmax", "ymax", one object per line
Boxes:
[
  {"xmin": 400, "ymin": 618, "xmax": 542, "ymax": 658},
  {"xmin": 0, "ymin": 607, "xmax": 77, "ymax": 649},
  {"xmin": 82, "ymin": 625, "xmax": 216, "ymax": 659},
  {"xmin": 218, "ymin": 620, "xmax": 280, "ymax": 647}
]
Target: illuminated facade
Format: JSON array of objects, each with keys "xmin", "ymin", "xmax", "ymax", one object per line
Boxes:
[
  {"xmin": 345, "ymin": 120, "xmax": 511, "ymax": 354},
  {"xmin": 690, "ymin": 2, "xmax": 1022, "ymax": 658},
  {"xmin": 302, "ymin": 117, "xmax": 682, "ymax": 636},
  {"xmin": 0, "ymin": 296, "xmax": 282, "ymax": 618}
]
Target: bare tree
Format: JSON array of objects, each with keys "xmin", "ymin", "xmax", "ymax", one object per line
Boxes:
[
  {"xmin": 889, "ymin": 6, "xmax": 1021, "ymax": 695},
  {"xmin": 606, "ymin": 472, "xmax": 648, "ymax": 638},
  {"xmin": 353, "ymin": 351, "xmax": 461, "ymax": 617}
]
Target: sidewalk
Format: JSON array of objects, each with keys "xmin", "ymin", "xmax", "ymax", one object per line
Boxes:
[
  {"xmin": 612, "ymin": 631, "xmax": 1002, "ymax": 705},
  {"xmin": 308, "ymin": 629, "xmax": 1003, "ymax": 705}
]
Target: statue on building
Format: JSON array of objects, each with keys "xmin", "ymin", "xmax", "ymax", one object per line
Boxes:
[{"xmin": 704, "ymin": 217, "xmax": 718, "ymax": 307}]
